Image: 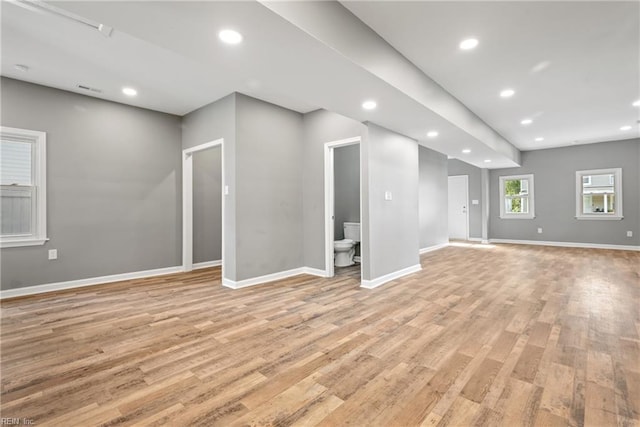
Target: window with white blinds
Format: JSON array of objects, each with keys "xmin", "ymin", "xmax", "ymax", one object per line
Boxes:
[{"xmin": 0, "ymin": 127, "xmax": 47, "ymax": 248}]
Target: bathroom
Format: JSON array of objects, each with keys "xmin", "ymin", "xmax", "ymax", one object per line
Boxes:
[{"xmin": 333, "ymin": 143, "xmax": 361, "ymax": 277}]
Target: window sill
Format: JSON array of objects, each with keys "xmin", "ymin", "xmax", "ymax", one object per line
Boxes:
[
  {"xmin": 500, "ymin": 215, "xmax": 536, "ymax": 220},
  {"xmin": 575, "ymin": 216, "xmax": 623, "ymax": 221},
  {"xmin": 1, "ymin": 237, "xmax": 49, "ymax": 248}
]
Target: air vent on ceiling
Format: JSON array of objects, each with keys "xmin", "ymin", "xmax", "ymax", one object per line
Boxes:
[{"xmin": 77, "ymin": 84, "xmax": 102, "ymax": 94}]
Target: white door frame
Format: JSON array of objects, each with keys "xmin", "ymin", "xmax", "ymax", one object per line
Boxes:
[
  {"xmin": 182, "ymin": 138, "xmax": 224, "ymax": 274},
  {"xmin": 324, "ymin": 136, "xmax": 362, "ymax": 279},
  {"xmin": 448, "ymin": 174, "xmax": 469, "ymax": 241}
]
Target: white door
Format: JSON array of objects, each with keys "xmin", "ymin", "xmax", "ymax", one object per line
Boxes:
[{"xmin": 448, "ymin": 175, "xmax": 468, "ymax": 240}]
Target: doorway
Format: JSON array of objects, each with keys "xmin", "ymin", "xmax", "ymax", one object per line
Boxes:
[
  {"xmin": 324, "ymin": 137, "xmax": 362, "ymax": 281},
  {"xmin": 448, "ymin": 175, "xmax": 469, "ymax": 241},
  {"xmin": 182, "ymin": 139, "xmax": 224, "ymax": 276}
]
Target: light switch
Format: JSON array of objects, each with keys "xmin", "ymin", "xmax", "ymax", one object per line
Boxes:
[
  {"xmin": 472, "ymin": 199, "xmax": 479, "ymax": 205},
  {"xmin": 627, "ymin": 231, "xmax": 633, "ymax": 237},
  {"xmin": 48, "ymin": 249, "xmax": 58, "ymax": 260},
  {"xmin": 384, "ymin": 191, "xmax": 392, "ymax": 201},
  {"xmin": 224, "ymin": 185, "xmax": 229, "ymax": 195}
]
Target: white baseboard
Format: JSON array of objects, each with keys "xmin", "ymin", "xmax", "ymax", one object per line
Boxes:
[
  {"xmin": 419, "ymin": 243, "xmax": 449, "ymax": 254},
  {"xmin": 468, "ymin": 237, "xmax": 483, "ymax": 242},
  {"xmin": 193, "ymin": 260, "xmax": 222, "ymax": 270},
  {"xmin": 222, "ymin": 267, "xmax": 312, "ymax": 290},
  {"xmin": 489, "ymin": 239, "xmax": 640, "ymax": 251},
  {"xmin": 361, "ymin": 264, "xmax": 422, "ymax": 289},
  {"xmin": 0, "ymin": 266, "xmax": 183, "ymax": 300},
  {"xmin": 301, "ymin": 267, "xmax": 328, "ymax": 277}
]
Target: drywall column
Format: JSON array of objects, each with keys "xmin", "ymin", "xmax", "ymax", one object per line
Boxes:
[
  {"xmin": 365, "ymin": 123, "xmax": 420, "ymax": 284},
  {"xmin": 481, "ymin": 168, "xmax": 490, "ymax": 243},
  {"xmin": 418, "ymin": 146, "xmax": 449, "ymax": 250}
]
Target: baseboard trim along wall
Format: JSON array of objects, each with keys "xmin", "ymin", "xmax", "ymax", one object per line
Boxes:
[
  {"xmin": 419, "ymin": 243, "xmax": 449, "ymax": 254},
  {"xmin": 222, "ymin": 266, "xmax": 328, "ymax": 290},
  {"xmin": 360, "ymin": 264, "xmax": 422, "ymax": 289},
  {"xmin": 193, "ymin": 260, "xmax": 222, "ymax": 269},
  {"xmin": 0, "ymin": 266, "xmax": 184, "ymax": 300},
  {"xmin": 489, "ymin": 239, "xmax": 640, "ymax": 251}
]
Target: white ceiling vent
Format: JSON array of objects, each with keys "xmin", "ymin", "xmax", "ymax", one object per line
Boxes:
[{"xmin": 76, "ymin": 84, "xmax": 102, "ymax": 94}]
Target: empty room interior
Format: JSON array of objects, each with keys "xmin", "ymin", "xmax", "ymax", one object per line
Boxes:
[{"xmin": 1, "ymin": 1, "xmax": 639, "ymax": 426}]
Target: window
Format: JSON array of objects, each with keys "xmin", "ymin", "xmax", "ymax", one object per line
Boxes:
[
  {"xmin": 499, "ymin": 174, "xmax": 535, "ymax": 219},
  {"xmin": 1, "ymin": 126, "xmax": 47, "ymax": 248},
  {"xmin": 576, "ymin": 168, "xmax": 622, "ymax": 220}
]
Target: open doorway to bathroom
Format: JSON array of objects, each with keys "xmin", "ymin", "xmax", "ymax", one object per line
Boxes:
[
  {"xmin": 324, "ymin": 137, "xmax": 362, "ymax": 282},
  {"xmin": 182, "ymin": 139, "xmax": 224, "ymax": 281}
]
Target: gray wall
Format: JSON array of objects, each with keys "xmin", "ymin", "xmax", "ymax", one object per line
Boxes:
[
  {"xmin": 448, "ymin": 159, "xmax": 483, "ymax": 240},
  {"xmin": 489, "ymin": 139, "xmax": 640, "ymax": 246},
  {"xmin": 366, "ymin": 124, "xmax": 420, "ymax": 279},
  {"xmin": 181, "ymin": 94, "xmax": 236, "ymax": 279},
  {"xmin": 334, "ymin": 144, "xmax": 360, "ymax": 240},
  {"xmin": 1, "ymin": 78, "xmax": 182, "ymax": 290},
  {"xmin": 193, "ymin": 146, "xmax": 221, "ymax": 263},
  {"xmin": 234, "ymin": 94, "xmax": 304, "ymax": 280},
  {"xmin": 302, "ymin": 109, "xmax": 367, "ymax": 271},
  {"xmin": 419, "ymin": 146, "xmax": 449, "ymax": 249}
]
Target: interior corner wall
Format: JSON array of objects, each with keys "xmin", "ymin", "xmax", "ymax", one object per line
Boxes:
[
  {"xmin": 366, "ymin": 123, "xmax": 420, "ymax": 280},
  {"xmin": 234, "ymin": 94, "xmax": 304, "ymax": 281},
  {"xmin": 448, "ymin": 159, "xmax": 483, "ymax": 240},
  {"xmin": 181, "ymin": 93, "xmax": 237, "ymax": 279},
  {"xmin": 302, "ymin": 109, "xmax": 368, "ymax": 271},
  {"xmin": 0, "ymin": 77, "xmax": 182, "ymax": 291},
  {"xmin": 489, "ymin": 139, "xmax": 640, "ymax": 246},
  {"xmin": 419, "ymin": 146, "xmax": 448, "ymax": 249}
]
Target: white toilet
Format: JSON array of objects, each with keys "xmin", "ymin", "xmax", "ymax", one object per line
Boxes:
[{"xmin": 334, "ymin": 222, "xmax": 360, "ymax": 267}]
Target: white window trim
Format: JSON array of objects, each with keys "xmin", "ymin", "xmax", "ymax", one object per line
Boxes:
[
  {"xmin": 499, "ymin": 174, "xmax": 535, "ymax": 219},
  {"xmin": 575, "ymin": 168, "xmax": 623, "ymax": 220},
  {"xmin": 1, "ymin": 126, "xmax": 48, "ymax": 248}
]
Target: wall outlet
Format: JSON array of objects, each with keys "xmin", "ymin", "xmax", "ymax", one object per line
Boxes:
[
  {"xmin": 537, "ymin": 227, "xmax": 543, "ymax": 234},
  {"xmin": 627, "ymin": 231, "xmax": 633, "ymax": 237},
  {"xmin": 48, "ymin": 249, "xmax": 58, "ymax": 260},
  {"xmin": 384, "ymin": 191, "xmax": 392, "ymax": 201}
]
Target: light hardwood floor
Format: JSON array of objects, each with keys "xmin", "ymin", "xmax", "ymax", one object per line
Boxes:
[{"xmin": 1, "ymin": 244, "xmax": 638, "ymax": 426}]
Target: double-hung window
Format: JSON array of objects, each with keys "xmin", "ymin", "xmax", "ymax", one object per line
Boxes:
[
  {"xmin": 499, "ymin": 174, "xmax": 535, "ymax": 219},
  {"xmin": 575, "ymin": 168, "xmax": 622, "ymax": 220},
  {"xmin": 0, "ymin": 126, "xmax": 47, "ymax": 248}
]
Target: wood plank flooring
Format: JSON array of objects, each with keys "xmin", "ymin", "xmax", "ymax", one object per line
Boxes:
[{"xmin": 1, "ymin": 244, "xmax": 638, "ymax": 426}]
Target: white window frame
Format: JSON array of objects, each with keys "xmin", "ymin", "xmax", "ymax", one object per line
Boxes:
[
  {"xmin": 575, "ymin": 168, "xmax": 622, "ymax": 220},
  {"xmin": 499, "ymin": 174, "xmax": 535, "ymax": 219},
  {"xmin": 1, "ymin": 126, "xmax": 48, "ymax": 248}
]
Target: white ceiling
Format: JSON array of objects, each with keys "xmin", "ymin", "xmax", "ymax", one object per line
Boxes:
[
  {"xmin": 343, "ymin": 1, "xmax": 640, "ymax": 151},
  {"xmin": 1, "ymin": 1, "xmax": 638, "ymax": 168}
]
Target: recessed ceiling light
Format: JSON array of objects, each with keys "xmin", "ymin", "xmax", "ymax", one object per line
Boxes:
[
  {"xmin": 535, "ymin": 137, "xmax": 544, "ymax": 142},
  {"xmin": 14, "ymin": 64, "xmax": 29, "ymax": 72},
  {"xmin": 633, "ymin": 100, "xmax": 640, "ymax": 107},
  {"xmin": 427, "ymin": 131, "xmax": 438, "ymax": 138},
  {"xmin": 459, "ymin": 38, "xmax": 478, "ymax": 50},
  {"xmin": 362, "ymin": 100, "xmax": 377, "ymax": 110},
  {"xmin": 219, "ymin": 29, "xmax": 243, "ymax": 45},
  {"xmin": 521, "ymin": 119, "xmax": 533, "ymax": 125},
  {"xmin": 122, "ymin": 87, "xmax": 137, "ymax": 97},
  {"xmin": 462, "ymin": 149, "xmax": 471, "ymax": 154},
  {"xmin": 620, "ymin": 125, "xmax": 632, "ymax": 131},
  {"xmin": 500, "ymin": 89, "xmax": 515, "ymax": 98},
  {"xmin": 484, "ymin": 159, "xmax": 492, "ymax": 163}
]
